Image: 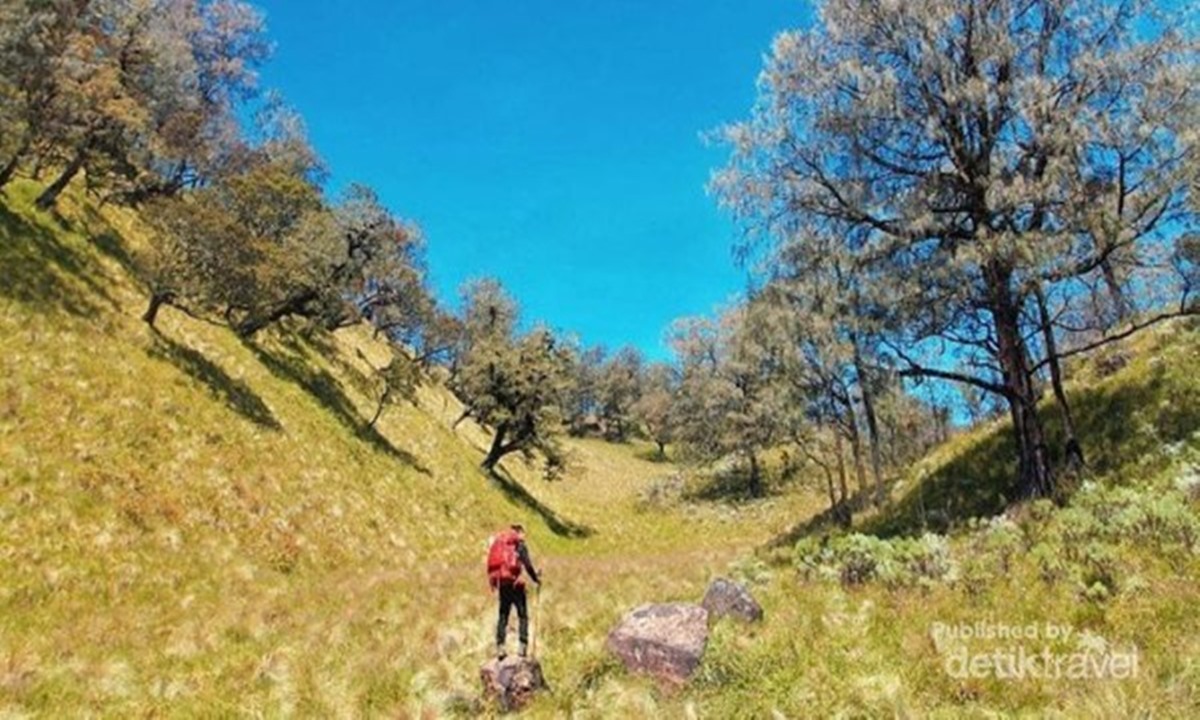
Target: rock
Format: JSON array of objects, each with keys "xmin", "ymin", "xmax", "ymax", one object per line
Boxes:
[
  {"xmin": 701, "ymin": 577, "xmax": 763, "ymax": 623},
  {"xmin": 606, "ymin": 603, "xmax": 708, "ymax": 684},
  {"xmin": 479, "ymin": 656, "xmax": 547, "ymax": 712}
]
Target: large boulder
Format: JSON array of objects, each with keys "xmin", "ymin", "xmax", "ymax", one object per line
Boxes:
[
  {"xmin": 606, "ymin": 603, "xmax": 708, "ymax": 684},
  {"xmin": 701, "ymin": 577, "xmax": 763, "ymax": 623},
  {"xmin": 479, "ymin": 656, "xmax": 547, "ymax": 712}
]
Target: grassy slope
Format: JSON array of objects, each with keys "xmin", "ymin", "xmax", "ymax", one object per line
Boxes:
[
  {"xmin": 707, "ymin": 325, "xmax": 1200, "ymax": 718},
  {"xmin": 1, "ymin": 179, "xmax": 1197, "ymax": 718},
  {"xmin": 863, "ymin": 325, "xmax": 1200, "ymax": 539},
  {"xmin": 0, "ymin": 180, "xmax": 823, "ymax": 717}
]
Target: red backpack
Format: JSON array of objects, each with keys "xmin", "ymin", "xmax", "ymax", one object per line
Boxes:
[{"xmin": 487, "ymin": 530, "xmax": 523, "ymax": 588}]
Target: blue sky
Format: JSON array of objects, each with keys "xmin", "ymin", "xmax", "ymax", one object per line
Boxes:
[{"xmin": 253, "ymin": 1, "xmax": 809, "ymax": 359}]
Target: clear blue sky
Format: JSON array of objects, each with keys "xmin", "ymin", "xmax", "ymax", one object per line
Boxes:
[{"xmin": 253, "ymin": 1, "xmax": 809, "ymax": 359}]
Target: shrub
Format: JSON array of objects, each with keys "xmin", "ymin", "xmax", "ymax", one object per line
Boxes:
[
  {"xmin": 959, "ymin": 516, "xmax": 1025, "ymax": 594},
  {"xmin": 1030, "ymin": 541, "xmax": 1068, "ymax": 584},
  {"xmin": 1075, "ymin": 541, "xmax": 1120, "ymax": 601},
  {"xmin": 793, "ymin": 533, "xmax": 956, "ymax": 588},
  {"xmin": 634, "ymin": 474, "xmax": 686, "ymax": 510},
  {"xmin": 1065, "ymin": 481, "xmax": 1199, "ymax": 552},
  {"xmin": 1174, "ymin": 466, "xmax": 1200, "ymax": 503}
]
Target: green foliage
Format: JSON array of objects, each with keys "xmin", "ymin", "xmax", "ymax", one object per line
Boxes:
[
  {"xmin": 796, "ymin": 462, "xmax": 1199, "ymax": 605},
  {"xmin": 142, "ymin": 152, "xmax": 335, "ymax": 332},
  {"xmin": 670, "ymin": 306, "xmax": 788, "ymax": 497},
  {"xmin": 142, "ymin": 154, "xmax": 437, "ymax": 342},
  {"xmin": 795, "ymin": 532, "xmax": 956, "ymax": 588},
  {"xmin": 629, "ymin": 362, "xmax": 676, "ymax": 456},
  {"xmin": 595, "ymin": 345, "xmax": 644, "ymax": 441},
  {"xmin": 0, "ymin": 0, "xmax": 269, "ymax": 203},
  {"xmin": 452, "ymin": 278, "xmax": 573, "ymax": 476},
  {"xmin": 957, "ymin": 516, "xmax": 1024, "ymax": 594},
  {"xmin": 334, "ymin": 184, "xmax": 436, "ymax": 348}
]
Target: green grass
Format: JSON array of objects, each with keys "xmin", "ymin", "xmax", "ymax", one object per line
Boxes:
[{"xmin": 1, "ymin": 178, "xmax": 1198, "ymax": 717}]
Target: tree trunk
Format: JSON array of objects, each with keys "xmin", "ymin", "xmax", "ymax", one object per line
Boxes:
[
  {"xmin": 0, "ymin": 141, "xmax": 29, "ymax": 189},
  {"xmin": 822, "ymin": 462, "xmax": 850, "ymax": 528},
  {"xmin": 822, "ymin": 464, "xmax": 839, "ymax": 514},
  {"xmin": 1101, "ymin": 259, "xmax": 1130, "ymax": 322},
  {"xmin": 35, "ymin": 147, "xmax": 87, "ymax": 209},
  {"xmin": 852, "ymin": 333, "xmax": 886, "ymax": 506},
  {"xmin": 368, "ymin": 386, "xmax": 391, "ymax": 429},
  {"xmin": 747, "ymin": 451, "xmax": 762, "ymax": 498},
  {"xmin": 834, "ymin": 430, "xmax": 852, "ymax": 523},
  {"xmin": 482, "ymin": 421, "xmax": 510, "ymax": 471},
  {"xmin": 843, "ymin": 401, "xmax": 868, "ymax": 499},
  {"xmin": 234, "ymin": 288, "xmax": 320, "ymax": 337},
  {"xmin": 987, "ymin": 261, "xmax": 1055, "ymax": 498},
  {"xmin": 142, "ymin": 290, "xmax": 173, "ymax": 328},
  {"xmin": 1034, "ymin": 283, "xmax": 1085, "ymax": 473}
]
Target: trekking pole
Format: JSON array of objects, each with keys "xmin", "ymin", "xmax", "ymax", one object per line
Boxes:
[{"xmin": 531, "ymin": 583, "xmax": 540, "ymax": 659}]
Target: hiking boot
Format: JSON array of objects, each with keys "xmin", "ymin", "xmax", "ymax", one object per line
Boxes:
[
  {"xmin": 518, "ymin": 642, "xmax": 528, "ymax": 658},
  {"xmin": 496, "ymin": 644, "xmax": 507, "ymax": 660}
]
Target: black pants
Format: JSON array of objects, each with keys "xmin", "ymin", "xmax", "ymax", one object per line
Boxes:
[{"xmin": 496, "ymin": 582, "xmax": 528, "ymax": 647}]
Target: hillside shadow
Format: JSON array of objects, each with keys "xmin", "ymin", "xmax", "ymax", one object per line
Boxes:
[
  {"xmin": 92, "ymin": 228, "xmax": 141, "ymax": 281},
  {"xmin": 632, "ymin": 446, "xmax": 673, "ymax": 463},
  {"xmin": 0, "ymin": 201, "xmax": 121, "ymax": 317},
  {"xmin": 488, "ymin": 467, "xmax": 594, "ymax": 538},
  {"xmin": 245, "ymin": 338, "xmax": 430, "ymax": 475},
  {"xmin": 765, "ymin": 489, "xmax": 876, "ymax": 549},
  {"xmin": 147, "ymin": 333, "xmax": 281, "ymax": 431},
  {"xmin": 862, "ymin": 427, "xmax": 1018, "ymax": 539}
]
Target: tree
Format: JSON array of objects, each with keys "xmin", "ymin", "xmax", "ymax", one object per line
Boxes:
[
  {"xmin": 333, "ymin": 184, "xmax": 429, "ymax": 335},
  {"xmin": 631, "ymin": 362, "xmax": 677, "ymax": 458},
  {"xmin": 451, "ymin": 279, "xmax": 572, "ymax": 477},
  {"xmin": 0, "ymin": 1, "xmax": 69, "ymax": 189},
  {"xmin": 33, "ymin": 0, "xmax": 172, "ymax": 208},
  {"xmin": 356, "ymin": 348, "xmax": 421, "ymax": 429},
  {"xmin": 142, "ymin": 102, "xmax": 439, "ymax": 341},
  {"xmin": 670, "ymin": 306, "xmax": 785, "ymax": 497},
  {"xmin": 141, "ymin": 138, "xmax": 336, "ymax": 334},
  {"xmin": 714, "ymin": 0, "xmax": 1198, "ymax": 499},
  {"xmin": 562, "ymin": 344, "xmax": 605, "ymax": 436},
  {"xmin": 125, "ymin": 0, "xmax": 269, "ymax": 200},
  {"xmin": 0, "ymin": 1, "xmax": 267, "ymax": 203},
  {"xmin": 596, "ymin": 345, "xmax": 644, "ymax": 441},
  {"xmin": 756, "ymin": 236, "xmax": 891, "ymax": 505}
]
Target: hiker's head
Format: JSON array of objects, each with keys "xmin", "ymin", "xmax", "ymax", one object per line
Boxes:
[{"xmin": 510, "ymin": 523, "xmax": 525, "ymax": 538}]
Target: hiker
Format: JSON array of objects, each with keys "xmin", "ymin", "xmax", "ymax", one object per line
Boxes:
[{"xmin": 487, "ymin": 523, "xmax": 541, "ymax": 659}]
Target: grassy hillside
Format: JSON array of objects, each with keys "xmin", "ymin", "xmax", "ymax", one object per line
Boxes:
[
  {"xmin": 2, "ymin": 179, "xmax": 1198, "ymax": 718},
  {"xmin": 0, "ymin": 180, "xmax": 823, "ymax": 716},
  {"xmin": 858, "ymin": 326, "xmax": 1200, "ymax": 540},
  {"xmin": 712, "ymin": 322, "xmax": 1200, "ymax": 718}
]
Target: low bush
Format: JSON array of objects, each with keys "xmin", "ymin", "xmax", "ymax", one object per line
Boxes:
[{"xmin": 794, "ymin": 532, "xmax": 956, "ymax": 588}]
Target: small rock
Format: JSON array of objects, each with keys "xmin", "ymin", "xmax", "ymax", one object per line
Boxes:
[
  {"xmin": 479, "ymin": 656, "xmax": 547, "ymax": 712},
  {"xmin": 701, "ymin": 577, "xmax": 763, "ymax": 623},
  {"xmin": 607, "ymin": 603, "xmax": 708, "ymax": 684}
]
